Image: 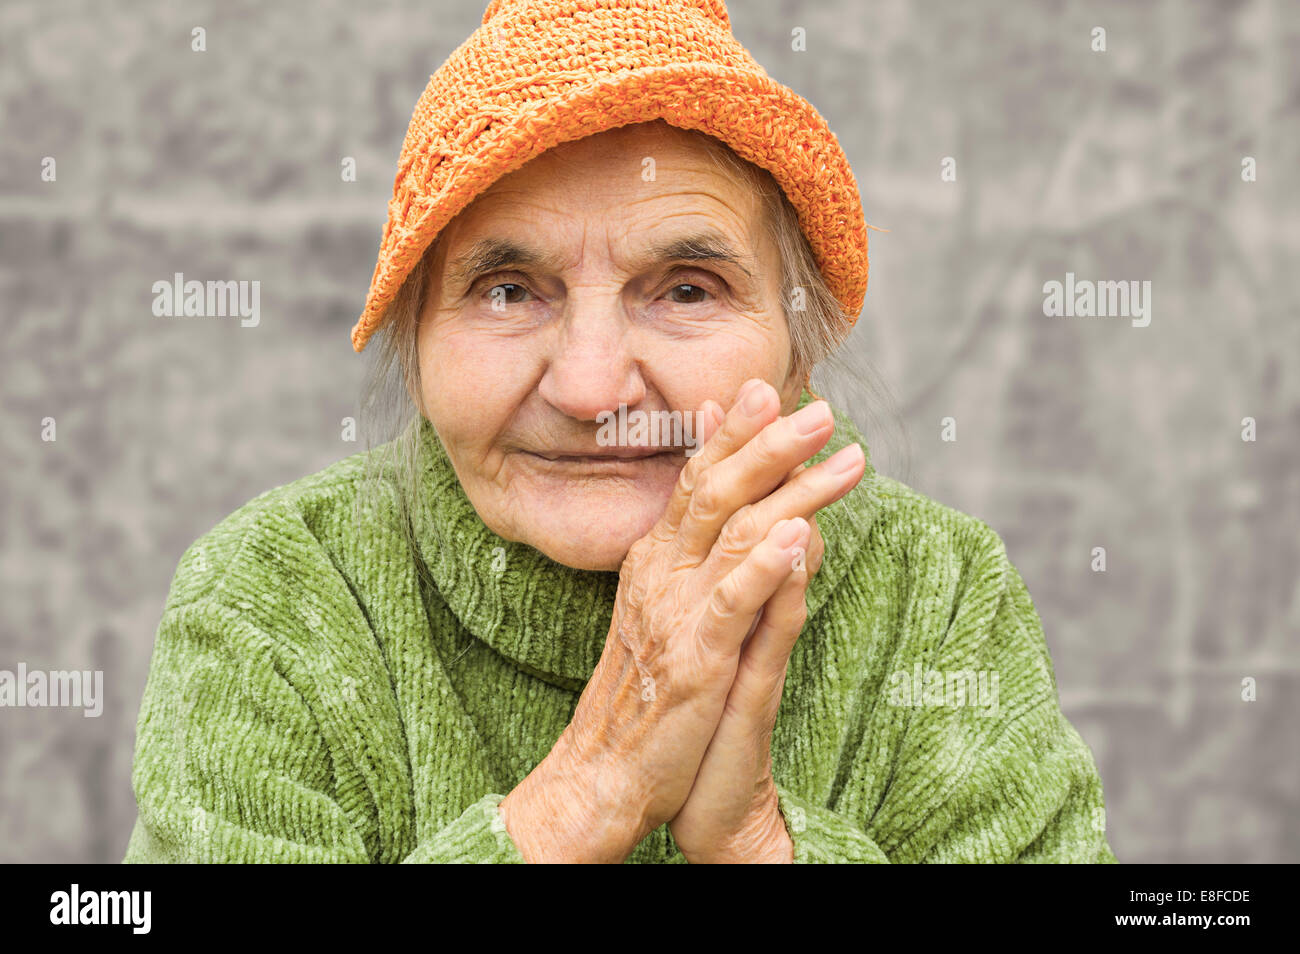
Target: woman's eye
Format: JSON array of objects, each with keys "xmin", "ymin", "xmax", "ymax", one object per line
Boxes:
[
  {"xmin": 665, "ymin": 283, "xmax": 710, "ymax": 304},
  {"xmin": 485, "ymin": 282, "xmax": 531, "ymax": 307}
]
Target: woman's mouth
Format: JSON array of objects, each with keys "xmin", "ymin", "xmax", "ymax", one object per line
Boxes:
[{"xmin": 522, "ymin": 448, "xmax": 680, "ymax": 474}]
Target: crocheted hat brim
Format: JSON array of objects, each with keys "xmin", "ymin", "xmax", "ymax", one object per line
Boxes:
[{"xmin": 351, "ymin": 61, "xmax": 867, "ymax": 352}]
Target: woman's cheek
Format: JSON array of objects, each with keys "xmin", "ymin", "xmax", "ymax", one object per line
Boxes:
[
  {"xmin": 426, "ymin": 325, "xmax": 534, "ymax": 408},
  {"xmin": 643, "ymin": 329, "xmax": 785, "ymax": 402}
]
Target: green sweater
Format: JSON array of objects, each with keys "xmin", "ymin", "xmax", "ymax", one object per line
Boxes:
[{"xmin": 123, "ymin": 394, "xmax": 1118, "ymax": 863}]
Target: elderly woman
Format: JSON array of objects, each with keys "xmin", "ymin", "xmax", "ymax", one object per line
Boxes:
[{"xmin": 123, "ymin": 0, "xmax": 1116, "ymax": 864}]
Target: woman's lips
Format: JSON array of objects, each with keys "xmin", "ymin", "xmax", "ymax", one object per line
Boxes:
[
  {"xmin": 521, "ymin": 449, "xmax": 680, "ymax": 473},
  {"xmin": 535, "ymin": 448, "xmax": 672, "ymax": 460}
]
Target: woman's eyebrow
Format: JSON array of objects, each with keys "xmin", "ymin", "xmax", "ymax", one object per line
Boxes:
[
  {"xmin": 445, "ymin": 239, "xmax": 557, "ymax": 287},
  {"xmin": 445, "ymin": 231, "xmax": 757, "ymax": 287},
  {"xmin": 643, "ymin": 232, "xmax": 756, "ymax": 281}
]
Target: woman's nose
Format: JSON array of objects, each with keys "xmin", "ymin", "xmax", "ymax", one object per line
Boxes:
[{"xmin": 537, "ymin": 300, "xmax": 646, "ymax": 422}]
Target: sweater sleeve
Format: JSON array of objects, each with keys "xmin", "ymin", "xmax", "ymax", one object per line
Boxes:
[
  {"xmin": 122, "ymin": 597, "xmax": 525, "ymax": 864},
  {"xmin": 773, "ymin": 782, "xmax": 892, "ymax": 863},
  {"xmin": 772, "ymin": 527, "xmax": 1118, "ymax": 864},
  {"xmin": 398, "ymin": 794, "xmax": 524, "ymax": 864}
]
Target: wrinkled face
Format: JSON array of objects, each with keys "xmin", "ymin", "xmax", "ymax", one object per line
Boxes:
[{"xmin": 417, "ymin": 121, "xmax": 803, "ymax": 571}]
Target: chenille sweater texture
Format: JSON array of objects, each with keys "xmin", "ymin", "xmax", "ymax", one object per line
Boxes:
[{"xmin": 123, "ymin": 393, "xmax": 1118, "ymax": 864}]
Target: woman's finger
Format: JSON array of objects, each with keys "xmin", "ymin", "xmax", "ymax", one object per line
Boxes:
[
  {"xmin": 731, "ymin": 556, "xmax": 810, "ymax": 712},
  {"xmin": 698, "ymin": 441, "xmax": 864, "ymax": 579},
  {"xmin": 695, "ymin": 516, "xmax": 810, "ymax": 661},
  {"xmin": 806, "ymin": 513, "xmax": 825, "ymax": 576},
  {"xmin": 673, "ymin": 398, "xmax": 835, "ymax": 564},
  {"xmin": 656, "ymin": 378, "xmax": 777, "ymax": 540},
  {"xmin": 773, "ymin": 465, "xmax": 824, "ymax": 575}
]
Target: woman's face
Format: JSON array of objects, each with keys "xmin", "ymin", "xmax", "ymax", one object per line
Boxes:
[{"xmin": 417, "ymin": 121, "xmax": 803, "ymax": 571}]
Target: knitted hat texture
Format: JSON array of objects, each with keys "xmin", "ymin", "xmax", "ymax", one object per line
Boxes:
[{"xmin": 351, "ymin": 0, "xmax": 869, "ymax": 352}]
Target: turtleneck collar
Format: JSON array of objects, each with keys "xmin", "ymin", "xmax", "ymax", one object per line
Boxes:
[{"xmin": 410, "ymin": 390, "xmax": 882, "ymax": 691}]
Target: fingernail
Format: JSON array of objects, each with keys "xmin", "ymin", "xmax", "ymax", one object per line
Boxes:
[
  {"xmin": 826, "ymin": 443, "xmax": 863, "ymax": 474},
  {"xmin": 743, "ymin": 380, "xmax": 769, "ymax": 415},
  {"xmin": 791, "ymin": 400, "xmax": 831, "ymax": 435},
  {"xmin": 775, "ymin": 517, "xmax": 807, "ymax": 549}
]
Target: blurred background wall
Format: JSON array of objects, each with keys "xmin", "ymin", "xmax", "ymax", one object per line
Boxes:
[{"xmin": 1, "ymin": 0, "xmax": 1296, "ymax": 863}]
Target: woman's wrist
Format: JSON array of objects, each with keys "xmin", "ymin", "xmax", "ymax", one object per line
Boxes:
[
  {"xmin": 682, "ymin": 784, "xmax": 794, "ymax": 864},
  {"xmin": 499, "ymin": 727, "xmax": 652, "ymax": 863}
]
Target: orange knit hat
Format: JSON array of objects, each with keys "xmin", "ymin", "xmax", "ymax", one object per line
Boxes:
[{"xmin": 351, "ymin": 0, "xmax": 869, "ymax": 353}]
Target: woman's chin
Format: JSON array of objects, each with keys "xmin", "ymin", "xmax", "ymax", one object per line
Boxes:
[
  {"xmin": 539, "ymin": 540, "xmax": 637, "ymax": 572},
  {"xmin": 512, "ymin": 487, "xmax": 672, "ymax": 571}
]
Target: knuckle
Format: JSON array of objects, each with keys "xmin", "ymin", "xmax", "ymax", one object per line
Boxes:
[
  {"xmin": 619, "ymin": 540, "xmax": 649, "ymax": 582},
  {"xmin": 676, "ymin": 454, "xmax": 704, "ymax": 498},
  {"xmin": 709, "ymin": 575, "xmax": 744, "ymax": 621},
  {"xmin": 617, "ymin": 576, "xmax": 646, "ymax": 618},
  {"xmin": 643, "ymin": 521, "xmax": 674, "ymax": 551},
  {"xmin": 716, "ymin": 504, "xmax": 757, "ymax": 556},
  {"xmin": 689, "ymin": 469, "xmax": 724, "ymax": 522},
  {"xmin": 617, "ymin": 554, "xmax": 661, "ymax": 611},
  {"xmin": 627, "ymin": 535, "xmax": 653, "ymax": 561},
  {"xmin": 747, "ymin": 431, "xmax": 782, "ymax": 470}
]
